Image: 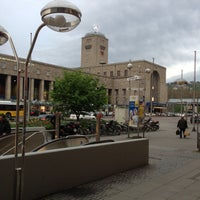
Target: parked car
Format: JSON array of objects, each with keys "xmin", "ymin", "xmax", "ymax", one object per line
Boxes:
[
  {"xmin": 30, "ymin": 110, "xmax": 47, "ymax": 116},
  {"xmin": 185, "ymin": 110, "xmax": 194, "ymax": 117},
  {"xmin": 145, "ymin": 113, "xmax": 156, "ymax": 116},
  {"xmin": 30, "ymin": 110, "xmax": 40, "ymax": 116},
  {"xmin": 38, "ymin": 114, "xmax": 54, "ymax": 121},
  {"xmin": 70, "ymin": 112, "xmax": 96, "ymax": 120},
  {"xmin": 166, "ymin": 112, "xmax": 176, "ymax": 117}
]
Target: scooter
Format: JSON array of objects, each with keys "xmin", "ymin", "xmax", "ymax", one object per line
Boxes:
[{"xmin": 142, "ymin": 117, "xmax": 159, "ymax": 132}]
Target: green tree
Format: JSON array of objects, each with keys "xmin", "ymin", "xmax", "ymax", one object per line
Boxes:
[{"xmin": 51, "ymin": 71, "xmax": 107, "ymax": 120}]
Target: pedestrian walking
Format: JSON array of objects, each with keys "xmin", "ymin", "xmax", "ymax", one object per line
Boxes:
[
  {"xmin": 177, "ymin": 116, "xmax": 188, "ymax": 138},
  {"xmin": 0, "ymin": 114, "xmax": 11, "ymax": 136}
]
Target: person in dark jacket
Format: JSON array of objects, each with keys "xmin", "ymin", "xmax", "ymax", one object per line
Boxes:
[
  {"xmin": 177, "ymin": 116, "xmax": 188, "ymax": 138},
  {"xmin": 0, "ymin": 114, "xmax": 11, "ymax": 136}
]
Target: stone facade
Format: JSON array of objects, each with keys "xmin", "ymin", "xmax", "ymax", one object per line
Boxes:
[
  {"xmin": 0, "ymin": 31, "xmax": 168, "ymax": 112},
  {"xmin": 81, "ymin": 32, "xmax": 108, "ymax": 67},
  {"xmin": 0, "ymin": 54, "xmax": 67, "ymax": 102},
  {"xmin": 79, "ymin": 60, "xmax": 168, "ymax": 107},
  {"xmin": 80, "ymin": 31, "xmax": 168, "ymax": 107}
]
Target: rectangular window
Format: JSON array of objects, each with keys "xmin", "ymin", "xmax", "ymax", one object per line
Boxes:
[
  {"xmin": 124, "ymin": 70, "xmax": 128, "ymax": 77},
  {"xmin": 110, "ymin": 71, "xmax": 113, "ymax": 77},
  {"xmin": 122, "ymin": 89, "xmax": 126, "ymax": 96}
]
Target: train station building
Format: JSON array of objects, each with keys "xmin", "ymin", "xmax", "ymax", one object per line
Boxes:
[{"xmin": 0, "ymin": 30, "xmax": 168, "ymax": 113}]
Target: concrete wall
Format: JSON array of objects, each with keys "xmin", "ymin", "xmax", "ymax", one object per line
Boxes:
[{"xmin": 0, "ymin": 138, "xmax": 149, "ymax": 200}]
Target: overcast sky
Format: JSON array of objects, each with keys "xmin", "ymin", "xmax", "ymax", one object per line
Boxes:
[{"xmin": 1, "ymin": 0, "xmax": 200, "ymax": 82}]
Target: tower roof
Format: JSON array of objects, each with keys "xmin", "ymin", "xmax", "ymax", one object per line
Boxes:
[{"xmin": 85, "ymin": 31, "xmax": 106, "ymax": 38}]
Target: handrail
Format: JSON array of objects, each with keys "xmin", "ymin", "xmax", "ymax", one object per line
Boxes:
[
  {"xmin": 0, "ymin": 130, "xmax": 49, "ymax": 158},
  {"xmin": 0, "ymin": 130, "xmax": 90, "ymax": 156}
]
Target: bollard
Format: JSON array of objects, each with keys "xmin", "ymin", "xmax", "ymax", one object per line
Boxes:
[
  {"xmin": 55, "ymin": 112, "xmax": 61, "ymax": 139},
  {"xmin": 96, "ymin": 113, "xmax": 102, "ymax": 142},
  {"xmin": 14, "ymin": 167, "xmax": 22, "ymax": 200}
]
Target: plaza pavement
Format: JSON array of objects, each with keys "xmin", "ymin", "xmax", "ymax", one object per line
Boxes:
[{"xmin": 39, "ymin": 116, "xmax": 200, "ymax": 200}]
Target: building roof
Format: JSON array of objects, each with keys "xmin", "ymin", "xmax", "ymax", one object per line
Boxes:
[
  {"xmin": 168, "ymin": 98, "xmax": 199, "ymax": 103},
  {"xmin": 84, "ymin": 31, "xmax": 107, "ymax": 38}
]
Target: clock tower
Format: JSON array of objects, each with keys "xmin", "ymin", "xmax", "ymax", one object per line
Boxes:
[{"xmin": 81, "ymin": 30, "xmax": 108, "ymax": 68}]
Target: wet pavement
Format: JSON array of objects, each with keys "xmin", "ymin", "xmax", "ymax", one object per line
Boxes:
[{"xmin": 38, "ymin": 117, "xmax": 200, "ymax": 200}]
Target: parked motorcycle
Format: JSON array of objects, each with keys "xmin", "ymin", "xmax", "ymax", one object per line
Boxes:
[
  {"xmin": 100, "ymin": 120, "xmax": 121, "ymax": 135},
  {"xmin": 142, "ymin": 117, "xmax": 159, "ymax": 132},
  {"xmin": 60, "ymin": 122, "xmax": 81, "ymax": 137}
]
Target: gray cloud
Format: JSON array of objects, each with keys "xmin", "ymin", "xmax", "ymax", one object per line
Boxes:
[{"xmin": 1, "ymin": 0, "xmax": 200, "ymax": 82}]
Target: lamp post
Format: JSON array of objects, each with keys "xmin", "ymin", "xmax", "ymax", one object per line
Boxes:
[
  {"xmin": 133, "ymin": 75, "xmax": 142, "ymax": 137},
  {"xmin": 150, "ymin": 58, "xmax": 155, "ymax": 116},
  {"xmin": 21, "ymin": 0, "xmax": 82, "ymax": 199},
  {"xmin": 127, "ymin": 60, "xmax": 133, "ymax": 138},
  {"xmin": 197, "ymin": 104, "xmax": 200, "ymax": 151},
  {"xmin": 193, "ymin": 51, "xmax": 200, "ymax": 151},
  {"xmin": 145, "ymin": 68, "xmax": 151, "ymax": 114},
  {"xmin": 192, "ymin": 50, "xmax": 197, "ymax": 132},
  {"xmin": 0, "ymin": 25, "xmax": 21, "ymax": 199},
  {"xmin": 150, "ymin": 72, "xmax": 154, "ymax": 116},
  {"xmin": 27, "ymin": 33, "xmax": 32, "ymax": 122}
]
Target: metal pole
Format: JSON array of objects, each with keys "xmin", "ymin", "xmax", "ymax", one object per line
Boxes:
[
  {"xmin": 192, "ymin": 50, "xmax": 196, "ymax": 131},
  {"xmin": 197, "ymin": 99, "xmax": 200, "ymax": 151},
  {"xmin": 150, "ymin": 58, "xmax": 155, "ymax": 116},
  {"xmin": 137, "ymin": 78, "xmax": 140, "ymax": 137},
  {"xmin": 14, "ymin": 68, "xmax": 22, "ymax": 200},
  {"xmin": 128, "ymin": 76, "xmax": 130, "ymax": 138},
  {"xmin": 150, "ymin": 73, "xmax": 153, "ymax": 116},
  {"xmin": 27, "ymin": 33, "xmax": 32, "ymax": 121},
  {"xmin": 3, "ymin": 33, "xmax": 22, "ymax": 200},
  {"xmin": 20, "ymin": 23, "xmax": 46, "ymax": 199},
  {"xmin": 127, "ymin": 61, "xmax": 133, "ymax": 138}
]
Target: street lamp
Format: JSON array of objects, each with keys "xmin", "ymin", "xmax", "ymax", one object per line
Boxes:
[
  {"xmin": 133, "ymin": 75, "xmax": 142, "ymax": 137},
  {"xmin": 144, "ymin": 68, "xmax": 153, "ymax": 116},
  {"xmin": 145, "ymin": 68, "xmax": 151, "ymax": 113},
  {"xmin": 193, "ymin": 50, "xmax": 200, "ymax": 151},
  {"xmin": 127, "ymin": 60, "xmax": 133, "ymax": 103},
  {"xmin": 127, "ymin": 60, "xmax": 133, "ymax": 138},
  {"xmin": 22, "ymin": 0, "xmax": 81, "ymax": 149},
  {"xmin": 0, "ymin": 25, "xmax": 21, "ymax": 199},
  {"xmin": 192, "ymin": 51, "xmax": 197, "ymax": 132},
  {"xmin": 145, "ymin": 68, "xmax": 151, "ymax": 74},
  {"xmin": 150, "ymin": 73, "xmax": 155, "ymax": 116},
  {"xmin": 21, "ymin": 0, "xmax": 81, "ymax": 199}
]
